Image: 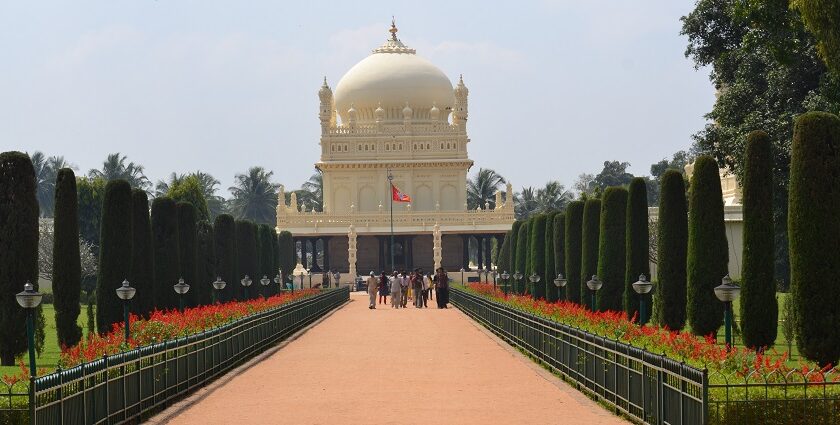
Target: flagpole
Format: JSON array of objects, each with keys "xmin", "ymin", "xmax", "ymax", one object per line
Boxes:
[{"xmin": 387, "ymin": 169, "xmax": 394, "ymax": 272}]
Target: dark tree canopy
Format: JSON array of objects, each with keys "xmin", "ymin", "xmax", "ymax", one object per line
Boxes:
[
  {"xmin": 654, "ymin": 170, "xmax": 689, "ymax": 330},
  {"xmin": 177, "ymin": 202, "xmax": 200, "ymax": 307},
  {"xmin": 515, "ymin": 222, "xmax": 529, "ymax": 295},
  {"xmin": 544, "ymin": 212, "xmax": 558, "ymax": 302},
  {"xmin": 529, "ymin": 215, "xmax": 547, "ymax": 299},
  {"xmin": 151, "ymin": 197, "xmax": 180, "ymax": 310},
  {"xmin": 213, "ymin": 214, "xmax": 237, "ymax": 302},
  {"xmin": 53, "ymin": 168, "xmax": 83, "ymax": 348},
  {"xmin": 196, "ymin": 220, "xmax": 215, "ymax": 305},
  {"xmin": 235, "ymin": 220, "xmax": 259, "ymax": 299},
  {"xmin": 564, "ymin": 202, "xmax": 584, "ymax": 304},
  {"xmin": 96, "ymin": 179, "xmax": 133, "ymax": 334},
  {"xmin": 581, "ymin": 199, "xmax": 601, "ymax": 307},
  {"xmin": 129, "ymin": 189, "xmax": 155, "ymax": 316},
  {"xmin": 277, "ymin": 230, "xmax": 295, "ymax": 290},
  {"xmin": 624, "ymin": 178, "xmax": 650, "ymax": 321},
  {"xmin": 596, "ymin": 187, "xmax": 627, "ymax": 312},
  {"xmin": 553, "ymin": 213, "xmax": 566, "ymax": 301}
]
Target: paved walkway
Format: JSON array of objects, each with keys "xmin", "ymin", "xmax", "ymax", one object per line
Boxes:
[{"xmin": 153, "ymin": 292, "xmax": 626, "ymax": 424}]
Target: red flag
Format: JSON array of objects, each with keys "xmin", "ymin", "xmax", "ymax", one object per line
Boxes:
[{"xmin": 391, "ymin": 184, "xmax": 411, "ymax": 202}]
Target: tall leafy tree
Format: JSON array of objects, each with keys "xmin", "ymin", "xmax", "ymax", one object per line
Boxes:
[
  {"xmin": 686, "ymin": 156, "xmax": 728, "ymax": 337},
  {"xmin": 581, "ymin": 199, "xmax": 601, "ymax": 308},
  {"xmin": 229, "ymin": 167, "xmax": 279, "ymax": 225},
  {"xmin": 295, "ymin": 173, "xmax": 324, "ymax": 212},
  {"xmin": 53, "ymin": 168, "xmax": 83, "ymax": 347},
  {"xmin": 169, "ymin": 175, "xmax": 210, "ymax": 222},
  {"xmin": 593, "ymin": 161, "xmax": 634, "ymax": 189},
  {"xmin": 792, "ymin": 0, "xmax": 840, "ymax": 73},
  {"xmin": 467, "ymin": 168, "xmax": 506, "ymax": 210},
  {"xmin": 0, "ymin": 152, "xmax": 40, "ymax": 365},
  {"xmin": 596, "ymin": 187, "xmax": 627, "ymax": 312},
  {"xmin": 552, "ymin": 213, "xmax": 566, "ymax": 301},
  {"xmin": 529, "ymin": 215, "xmax": 547, "ymax": 299},
  {"xmin": 77, "ymin": 177, "xmax": 106, "ymax": 248},
  {"xmin": 257, "ymin": 224, "xmax": 275, "ymax": 296},
  {"xmin": 213, "ymin": 214, "xmax": 237, "ymax": 302},
  {"xmin": 497, "ymin": 230, "xmax": 512, "ymax": 278},
  {"xmin": 654, "ymin": 170, "xmax": 688, "ymax": 330},
  {"xmin": 151, "ymin": 197, "xmax": 180, "ymax": 310},
  {"xmin": 129, "ymin": 189, "xmax": 155, "ymax": 316},
  {"xmin": 177, "ymin": 202, "xmax": 200, "ymax": 307},
  {"xmin": 740, "ymin": 130, "xmax": 778, "ymax": 349},
  {"xmin": 624, "ymin": 178, "xmax": 650, "ymax": 321},
  {"xmin": 515, "ymin": 222, "xmax": 529, "ymax": 294},
  {"xmin": 514, "ymin": 187, "xmax": 538, "ymax": 220},
  {"xmin": 788, "ymin": 112, "xmax": 840, "ymax": 366},
  {"xmin": 277, "ymin": 230, "xmax": 295, "ymax": 290},
  {"xmin": 96, "ymin": 179, "xmax": 133, "ymax": 334},
  {"xmin": 88, "ymin": 153, "xmax": 151, "ymax": 190},
  {"xmin": 508, "ymin": 221, "xmax": 522, "ymax": 276},
  {"xmin": 235, "ymin": 220, "xmax": 259, "ymax": 299},
  {"xmin": 158, "ymin": 172, "xmax": 225, "ymax": 219},
  {"xmin": 544, "ymin": 212, "xmax": 558, "ymax": 302},
  {"xmin": 196, "ymin": 220, "xmax": 215, "ymax": 305},
  {"xmin": 535, "ymin": 181, "xmax": 573, "ymax": 214},
  {"xmin": 30, "ymin": 152, "xmax": 74, "ymax": 217},
  {"xmin": 565, "ymin": 202, "xmax": 584, "ymax": 304}
]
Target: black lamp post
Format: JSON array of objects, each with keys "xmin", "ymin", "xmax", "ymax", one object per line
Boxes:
[
  {"xmin": 460, "ymin": 267, "xmax": 465, "ymax": 285},
  {"xmin": 553, "ymin": 273, "xmax": 568, "ymax": 301},
  {"xmin": 513, "ymin": 271, "xmax": 523, "ymax": 294},
  {"xmin": 297, "ymin": 272, "xmax": 305, "ymax": 291},
  {"xmin": 528, "ymin": 273, "xmax": 541, "ymax": 297},
  {"xmin": 333, "ymin": 271, "xmax": 341, "ymax": 289},
  {"xmin": 173, "ymin": 278, "xmax": 190, "ymax": 311},
  {"xmin": 212, "ymin": 276, "xmax": 226, "ymax": 303},
  {"xmin": 586, "ymin": 275, "xmax": 602, "ymax": 311},
  {"xmin": 16, "ymin": 282, "xmax": 43, "ymax": 378},
  {"xmin": 115, "ymin": 279, "xmax": 136, "ymax": 344},
  {"xmin": 260, "ymin": 275, "xmax": 271, "ymax": 298},
  {"xmin": 501, "ymin": 271, "xmax": 510, "ymax": 295},
  {"xmin": 307, "ymin": 269, "xmax": 313, "ymax": 289},
  {"xmin": 241, "ymin": 275, "xmax": 253, "ymax": 299},
  {"xmin": 714, "ymin": 274, "xmax": 741, "ymax": 351},
  {"xmin": 631, "ymin": 274, "xmax": 654, "ymax": 325},
  {"xmin": 491, "ymin": 269, "xmax": 498, "ymax": 291},
  {"xmin": 274, "ymin": 274, "xmax": 282, "ymax": 294}
]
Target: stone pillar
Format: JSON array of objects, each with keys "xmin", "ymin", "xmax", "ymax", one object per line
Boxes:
[
  {"xmin": 476, "ymin": 235, "xmax": 484, "ymax": 270},
  {"xmin": 461, "ymin": 234, "xmax": 470, "ymax": 270},
  {"xmin": 348, "ymin": 225, "xmax": 357, "ymax": 284},
  {"xmin": 322, "ymin": 237, "xmax": 331, "ymax": 272},
  {"xmin": 484, "ymin": 234, "xmax": 493, "ymax": 270},
  {"xmin": 433, "ymin": 224, "xmax": 442, "ymax": 272}
]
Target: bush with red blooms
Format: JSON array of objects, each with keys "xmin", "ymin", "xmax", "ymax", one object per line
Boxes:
[{"xmin": 463, "ymin": 283, "xmax": 839, "ymax": 383}]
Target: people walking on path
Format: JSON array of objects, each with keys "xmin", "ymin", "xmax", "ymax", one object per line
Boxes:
[
  {"xmin": 428, "ymin": 273, "xmax": 435, "ymax": 301},
  {"xmin": 435, "ymin": 268, "xmax": 449, "ymax": 309},
  {"xmin": 367, "ymin": 272, "xmax": 378, "ymax": 309},
  {"xmin": 378, "ymin": 272, "xmax": 389, "ymax": 305},
  {"xmin": 413, "ymin": 269, "xmax": 424, "ymax": 308},
  {"xmin": 390, "ymin": 271, "xmax": 402, "ymax": 308},
  {"xmin": 322, "ymin": 271, "xmax": 331, "ymax": 289},
  {"xmin": 422, "ymin": 273, "xmax": 430, "ymax": 307},
  {"xmin": 400, "ymin": 271, "xmax": 410, "ymax": 308}
]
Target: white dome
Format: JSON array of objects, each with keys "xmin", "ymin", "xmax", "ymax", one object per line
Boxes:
[{"xmin": 334, "ymin": 28, "xmax": 454, "ymax": 124}]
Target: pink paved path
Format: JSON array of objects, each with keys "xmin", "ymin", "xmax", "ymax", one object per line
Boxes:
[{"xmin": 154, "ymin": 292, "xmax": 627, "ymax": 424}]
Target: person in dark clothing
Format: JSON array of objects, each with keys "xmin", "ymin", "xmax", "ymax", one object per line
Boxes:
[
  {"xmin": 435, "ymin": 268, "xmax": 449, "ymax": 308},
  {"xmin": 378, "ymin": 271, "xmax": 389, "ymax": 305}
]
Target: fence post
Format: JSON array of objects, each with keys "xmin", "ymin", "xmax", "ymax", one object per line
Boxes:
[
  {"xmin": 702, "ymin": 367, "xmax": 709, "ymax": 425},
  {"xmin": 28, "ymin": 376, "xmax": 34, "ymax": 425}
]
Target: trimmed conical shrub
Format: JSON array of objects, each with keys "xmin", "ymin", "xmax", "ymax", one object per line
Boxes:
[
  {"xmin": 257, "ymin": 224, "xmax": 275, "ymax": 296},
  {"xmin": 151, "ymin": 197, "xmax": 180, "ymax": 310},
  {"xmin": 581, "ymin": 199, "xmax": 601, "ymax": 308},
  {"xmin": 687, "ymin": 155, "xmax": 728, "ymax": 337},
  {"xmin": 789, "ymin": 111, "xmax": 840, "ymax": 366},
  {"xmin": 653, "ymin": 170, "xmax": 688, "ymax": 330},
  {"xmin": 740, "ymin": 130, "xmax": 778, "ymax": 349},
  {"xmin": 544, "ymin": 212, "xmax": 558, "ymax": 302},
  {"xmin": 553, "ymin": 213, "xmax": 566, "ymax": 301},
  {"xmin": 96, "ymin": 179, "xmax": 133, "ymax": 333},
  {"xmin": 565, "ymin": 201, "xmax": 584, "ymax": 304},
  {"xmin": 278, "ymin": 230, "xmax": 295, "ymax": 289},
  {"xmin": 515, "ymin": 221, "xmax": 530, "ymax": 294},
  {"xmin": 196, "ymin": 220, "xmax": 215, "ymax": 305},
  {"xmin": 497, "ymin": 230, "xmax": 512, "ymax": 279},
  {"xmin": 235, "ymin": 220, "xmax": 259, "ymax": 298},
  {"xmin": 129, "ymin": 189, "xmax": 155, "ymax": 316},
  {"xmin": 213, "ymin": 214, "xmax": 236, "ymax": 302},
  {"xmin": 509, "ymin": 221, "xmax": 522, "ymax": 279},
  {"xmin": 624, "ymin": 178, "xmax": 650, "ymax": 322},
  {"xmin": 53, "ymin": 168, "xmax": 83, "ymax": 348},
  {"xmin": 177, "ymin": 202, "xmax": 200, "ymax": 307},
  {"xmin": 0, "ymin": 152, "xmax": 40, "ymax": 365},
  {"xmin": 529, "ymin": 215, "xmax": 547, "ymax": 299},
  {"xmin": 597, "ymin": 187, "xmax": 627, "ymax": 312}
]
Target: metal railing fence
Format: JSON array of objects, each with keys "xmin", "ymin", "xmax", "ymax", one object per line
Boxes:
[
  {"xmin": 450, "ymin": 287, "xmax": 706, "ymax": 425},
  {"xmin": 21, "ymin": 287, "xmax": 347, "ymax": 425}
]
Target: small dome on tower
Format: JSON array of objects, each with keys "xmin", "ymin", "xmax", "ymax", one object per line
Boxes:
[
  {"xmin": 348, "ymin": 103, "xmax": 358, "ymax": 124},
  {"xmin": 374, "ymin": 102, "xmax": 385, "ymax": 121},
  {"xmin": 455, "ymin": 74, "xmax": 468, "ymax": 97},
  {"xmin": 318, "ymin": 77, "xmax": 332, "ymax": 101},
  {"xmin": 402, "ymin": 102, "xmax": 413, "ymax": 120},
  {"xmin": 430, "ymin": 102, "xmax": 440, "ymax": 121}
]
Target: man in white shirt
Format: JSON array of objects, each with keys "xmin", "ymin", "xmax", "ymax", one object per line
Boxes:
[{"xmin": 366, "ymin": 272, "xmax": 378, "ymax": 309}]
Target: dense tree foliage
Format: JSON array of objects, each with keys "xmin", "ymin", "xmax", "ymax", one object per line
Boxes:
[
  {"xmin": 551, "ymin": 213, "xmax": 566, "ymax": 301},
  {"xmin": 235, "ymin": 220, "xmax": 259, "ymax": 299},
  {"xmin": 213, "ymin": 214, "xmax": 237, "ymax": 302},
  {"xmin": 77, "ymin": 177, "xmax": 105, "ymax": 249},
  {"xmin": 52, "ymin": 168, "xmax": 83, "ymax": 348},
  {"xmin": 544, "ymin": 212, "xmax": 558, "ymax": 302},
  {"xmin": 514, "ymin": 182, "xmax": 573, "ymax": 220},
  {"xmin": 788, "ymin": 112, "xmax": 840, "ymax": 366},
  {"xmin": 196, "ymin": 220, "xmax": 215, "ymax": 305},
  {"xmin": 229, "ymin": 167, "xmax": 279, "ymax": 225},
  {"xmin": 96, "ymin": 179, "xmax": 133, "ymax": 334},
  {"xmin": 177, "ymin": 202, "xmax": 200, "ymax": 307},
  {"xmin": 529, "ymin": 215, "xmax": 547, "ymax": 299},
  {"xmin": 467, "ymin": 168, "xmax": 506, "ymax": 210},
  {"xmin": 580, "ymin": 199, "xmax": 601, "ymax": 307},
  {"xmin": 151, "ymin": 197, "xmax": 180, "ymax": 310},
  {"xmin": 169, "ymin": 175, "xmax": 210, "ymax": 222},
  {"xmin": 156, "ymin": 171, "xmax": 225, "ymax": 219},
  {"xmin": 515, "ymin": 222, "xmax": 529, "ymax": 294},
  {"xmin": 740, "ymin": 131, "xmax": 778, "ymax": 349},
  {"xmin": 624, "ymin": 178, "xmax": 650, "ymax": 321},
  {"xmin": 497, "ymin": 230, "xmax": 512, "ymax": 278},
  {"xmin": 88, "ymin": 153, "xmax": 150, "ymax": 190},
  {"xmin": 792, "ymin": 0, "xmax": 840, "ymax": 73},
  {"xmin": 593, "ymin": 161, "xmax": 634, "ymax": 189},
  {"xmin": 654, "ymin": 170, "xmax": 689, "ymax": 330},
  {"xmin": 686, "ymin": 156, "xmax": 728, "ymax": 337},
  {"xmin": 129, "ymin": 189, "xmax": 155, "ymax": 316},
  {"xmin": 564, "ymin": 202, "xmax": 584, "ymax": 304},
  {"xmin": 508, "ymin": 221, "xmax": 522, "ymax": 276},
  {"xmin": 596, "ymin": 187, "xmax": 627, "ymax": 312},
  {"xmin": 277, "ymin": 230, "xmax": 295, "ymax": 290}
]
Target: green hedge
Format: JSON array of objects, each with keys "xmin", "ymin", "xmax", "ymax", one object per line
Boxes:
[
  {"xmin": 129, "ymin": 189, "xmax": 155, "ymax": 316},
  {"xmin": 278, "ymin": 230, "xmax": 295, "ymax": 288},
  {"xmin": 654, "ymin": 170, "xmax": 688, "ymax": 330},
  {"xmin": 515, "ymin": 221, "xmax": 529, "ymax": 294},
  {"xmin": 544, "ymin": 212, "xmax": 558, "ymax": 302},
  {"xmin": 687, "ymin": 155, "xmax": 728, "ymax": 337},
  {"xmin": 565, "ymin": 202, "xmax": 584, "ymax": 304},
  {"xmin": 509, "ymin": 221, "xmax": 522, "ymax": 279},
  {"xmin": 581, "ymin": 199, "xmax": 601, "ymax": 307},
  {"xmin": 497, "ymin": 230, "xmax": 512, "ymax": 278},
  {"xmin": 196, "ymin": 220, "xmax": 215, "ymax": 304},
  {"xmin": 96, "ymin": 179, "xmax": 133, "ymax": 333},
  {"xmin": 177, "ymin": 202, "xmax": 200, "ymax": 307},
  {"xmin": 553, "ymin": 213, "xmax": 566, "ymax": 301},
  {"xmin": 597, "ymin": 187, "xmax": 627, "ymax": 312},
  {"xmin": 740, "ymin": 130, "xmax": 777, "ymax": 349},
  {"xmin": 151, "ymin": 197, "xmax": 180, "ymax": 310},
  {"xmin": 213, "ymin": 214, "xmax": 236, "ymax": 302},
  {"xmin": 53, "ymin": 168, "xmax": 83, "ymax": 347},
  {"xmin": 529, "ymin": 215, "xmax": 547, "ymax": 299},
  {"xmin": 624, "ymin": 178, "xmax": 650, "ymax": 322},
  {"xmin": 789, "ymin": 111, "xmax": 840, "ymax": 366},
  {"xmin": 235, "ymin": 220, "xmax": 259, "ymax": 299}
]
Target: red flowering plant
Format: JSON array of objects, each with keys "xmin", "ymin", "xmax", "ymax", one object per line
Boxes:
[{"xmin": 462, "ymin": 283, "xmax": 839, "ymax": 386}]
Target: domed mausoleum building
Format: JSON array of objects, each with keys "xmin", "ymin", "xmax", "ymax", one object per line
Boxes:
[{"xmin": 276, "ymin": 22, "xmax": 515, "ymax": 281}]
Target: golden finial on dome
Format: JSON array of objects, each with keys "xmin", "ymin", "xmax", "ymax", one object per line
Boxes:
[{"xmin": 389, "ymin": 16, "xmax": 398, "ymax": 41}]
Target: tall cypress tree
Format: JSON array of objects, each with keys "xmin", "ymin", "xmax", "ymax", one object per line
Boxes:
[
  {"xmin": 625, "ymin": 178, "xmax": 650, "ymax": 321},
  {"xmin": 177, "ymin": 202, "xmax": 200, "ymax": 307},
  {"xmin": 278, "ymin": 230, "xmax": 295, "ymax": 290},
  {"xmin": 96, "ymin": 179, "xmax": 133, "ymax": 333},
  {"xmin": 508, "ymin": 221, "xmax": 522, "ymax": 278},
  {"xmin": 597, "ymin": 187, "xmax": 627, "ymax": 312},
  {"xmin": 740, "ymin": 130, "xmax": 778, "ymax": 349},
  {"xmin": 258, "ymin": 224, "xmax": 274, "ymax": 281},
  {"xmin": 196, "ymin": 220, "xmax": 215, "ymax": 305},
  {"xmin": 653, "ymin": 170, "xmax": 688, "ymax": 330},
  {"xmin": 53, "ymin": 168, "xmax": 83, "ymax": 348},
  {"xmin": 581, "ymin": 199, "xmax": 601, "ymax": 308},
  {"xmin": 544, "ymin": 212, "xmax": 558, "ymax": 302},
  {"xmin": 789, "ymin": 112, "xmax": 840, "ymax": 366},
  {"xmin": 0, "ymin": 152, "xmax": 40, "ymax": 365},
  {"xmin": 213, "ymin": 214, "xmax": 236, "ymax": 302},
  {"xmin": 129, "ymin": 189, "xmax": 155, "ymax": 316},
  {"xmin": 524, "ymin": 218, "xmax": 533, "ymax": 280},
  {"xmin": 235, "ymin": 220, "xmax": 259, "ymax": 299},
  {"xmin": 151, "ymin": 197, "xmax": 180, "ymax": 310},
  {"xmin": 497, "ymin": 230, "xmax": 512, "ymax": 278},
  {"xmin": 553, "ymin": 213, "xmax": 566, "ymax": 301},
  {"xmin": 565, "ymin": 202, "xmax": 584, "ymax": 304},
  {"xmin": 687, "ymin": 155, "xmax": 728, "ymax": 337},
  {"xmin": 529, "ymin": 215, "xmax": 547, "ymax": 299},
  {"xmin": 515, "ymin": 221, "xmax": 529, "ymax": 294}
]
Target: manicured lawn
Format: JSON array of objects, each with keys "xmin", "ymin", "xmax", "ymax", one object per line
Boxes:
[
  {"xmin": 0, "ymin": 303, "xmax": 92, "ymax": 378},
  {"xmin": 723, "ymin": 292, "xmax": 801, "ymax": 362}
]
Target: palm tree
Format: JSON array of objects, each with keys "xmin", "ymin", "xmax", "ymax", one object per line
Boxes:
[
  {"xmin": 514, "ymin": 186, "xmax": 538, "ymax": 220},
  {"xmin": 88, "ymin": 153, "xmax": 150, "ymax": 190},
  {"xmin": 535, "ymin": 181, "xmax": 573, "ymax": 213},
  {"xmin": 156, "ymin": 171, "xmax": 225, "ymax": 218},
  {"xmin": 29, "ymin": 152, "xmax": 75, "ymax": 217},
  {"xmin": 467, "ymin": 168, "xmax": 506, "ymax": 210},
  {"xmin": 295, "ymin": 172, "xmax": 323, "ymax": 212},
  {"xmin": 228, "ymin": 166, "xmax": 279, "ymax": 225},
  {"xmin": 154, "ymin": 172, "xmax": 185, "ymax": 197}
]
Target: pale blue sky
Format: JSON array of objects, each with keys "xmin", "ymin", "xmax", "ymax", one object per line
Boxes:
[{"xmin": 1, "ymin": 0, "xmax": 713, "ymax": 194}]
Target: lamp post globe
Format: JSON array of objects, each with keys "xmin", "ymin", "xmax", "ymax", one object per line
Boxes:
[
  {"xmin": 586, "ymin": 275, "xmax": 602, "ymax": 311},
  {"xmin": 260, "ymin": 275, "xmax": 271, "ymax": 298},
  {"xmin": 513, "ymin": 271, "xmax": 523, "ymax": 294},
  {"xmin": 501, "ymin": 271, "xmax": 510, "ymax": 295},
  {"xmin": 528, "ymin": 273, "xmax": 541, "ymax": 297},
  {"xmin": 115, "ymin": 279, "xmax": 136, "ymax": 344},
  {"xmin": 631, "ymin": 274, "xmax": 654, "ymax": 325},
  {"xmin": 240, "ymin": 274, "xmax": 252, "ymax": 300},
  {"xmin": 212, "ymin": 277, "xmax": 226, "ymax": 303},
  {"xmin": 173, "ymin": 278, "xmax": 190, "ymax": 311},
  {"xmin": 714, "ymin": 274, "xmax": 741, "ymax": 350},
  {"xmin": 553, "ymin": 273, "xmax": 568, "ymax": 300},
  {"xmin": 16, "ymin": 282, "xmax": 43, "ymax": 378},
  {"xmin": 274, "ymin": 274, "xmax": 282, "ymax": 293}
]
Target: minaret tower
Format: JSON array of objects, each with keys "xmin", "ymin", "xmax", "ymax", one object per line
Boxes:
[
  {"xmin": 318, "ymin": 77, "xmax": 334, "ymax": 133},
  {"xmin": 453, "ymin": 74, "xmax": 469, "ymax": 127}
]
